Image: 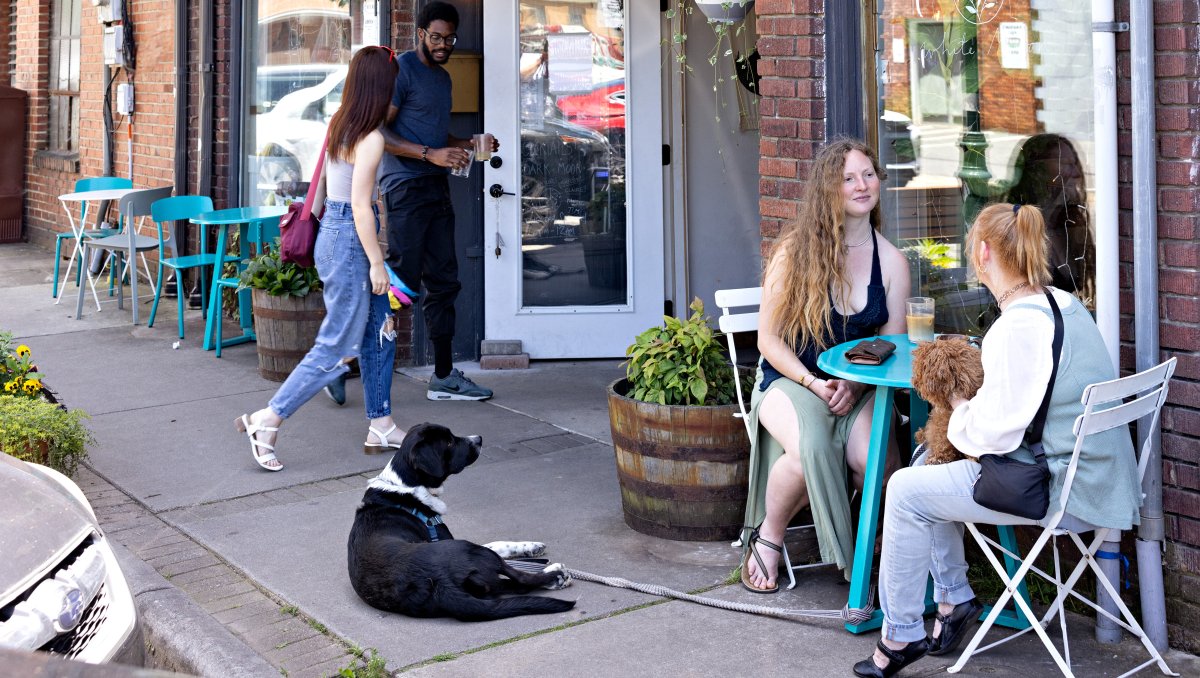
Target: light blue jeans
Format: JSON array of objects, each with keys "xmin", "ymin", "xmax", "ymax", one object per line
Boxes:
[
  {"xmin": 878, "ymin": 451, "xmax": 1038, "ymax": 643},
  {"xmin": 268, "ymin": 201, "xmax": 394, "ymax": 420}
]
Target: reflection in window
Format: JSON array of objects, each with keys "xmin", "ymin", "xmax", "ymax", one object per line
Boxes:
[
  {"xmin": 876, "ymin": 1, "xmax": 1096, "ymax": 335},
  {"xmin": 244, "ymin": 0, "xmax": 367, "ymax": 206}
]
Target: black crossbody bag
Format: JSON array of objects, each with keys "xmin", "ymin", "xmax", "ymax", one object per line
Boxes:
[{"xmin": 971, "ymin": 290, "xmax": 1063, "ymax": 521}]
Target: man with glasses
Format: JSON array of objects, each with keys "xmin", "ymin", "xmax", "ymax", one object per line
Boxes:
[{"xmin": 379, "ymin": 1, "xmax": 498, "ymax": 401}]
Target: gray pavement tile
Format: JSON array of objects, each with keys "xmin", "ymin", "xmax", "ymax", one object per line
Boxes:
[
  {"xmin": 222, "ymin": 605, "xmax": 288, "ymax": 632},
  {"xmin": 279, "ymin": 644, "xmax": 356, "ymax": 675},
  {"xmin": 167, "ymin": 563, "xmax": 232, "ymax": 586},
  {"xmin": 290, "ymin": 483, "xmax": 335, "ymax": 500},
  {"xmin": 312, "ymin": 478, "xmax": 355, "ymax": 495},
  {"xmin": 264, "ymin": 634, "xmax": 338, "ymax": 664},
  {"xmin": 189, "ymin": 580, "xmax": 260, "ymax": 606},
  {"xmin": 109, "ymin": 524, "xmax": 190, "ymax": 554},
  {"xmin": 263, "ymin": 488, "xmax": 309, "ymax": 504},
  {"xmin": 135, "ymin": 537, "xmax": 200, "ymax": 560},
  {"xmin": 102, "ymin": 513, "xmax": 167, "ymax": 534},
  {"xmin": 200, "ymin": 589, "xmax": 272, "ymax": 615},
  {"xmin": 243, "ymin": 617, "xmax": 319, "ymax": 652},
  {"xmin": 178, "ymin": 571, "xmax": 250, "ymax": 599},
  {"xmin": 144, "ymin": 545, "xmax": 212, "ymax": 570},
  {"xmin": 157, "ymin": 553, "xmax": 223, "ymax": 578},
  {"xmin": 288, "ymin": 655, "xmax": 356, "ymax": 678}
]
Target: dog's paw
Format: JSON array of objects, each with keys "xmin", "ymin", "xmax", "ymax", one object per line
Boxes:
[
  {"xmin": 541, "ymin": 562, "xmax": 572, "ymax": 590},
  {"xmin": 483, "ymin": 541, "xmax": 546, "ymax": 559}
]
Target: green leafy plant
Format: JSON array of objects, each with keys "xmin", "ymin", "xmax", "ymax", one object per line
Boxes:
[
  {"xmin": 337, "ymin": 649, "xmax": 388, "ymax": 678},
  {"xmin": 0, "ymin": 396, "xmax": 93, "ymax": 476},
  {"xmin": 623, "ymin": 297, "xmax": 738, "ymax": 406},
  {"xmin": 0, "ymin": 331, "xmax": 48, "ymax": 400},
  {"xmin": 238, "ymin": 239, "xmax": 322, "ymax": 298},
  {"xmin": 905, "ymin": 238, "xmax": 956, "ymax": 269}
]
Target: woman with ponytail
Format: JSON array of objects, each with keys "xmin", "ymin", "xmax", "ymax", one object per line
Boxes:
[
  {"xmin": 235, "ymin": 46, "xmax": 405, "ymax": 472},
  {"xmin": 853, "ymin": 203, "xmax": 1138, "ymax": 678},
  {"xmin": 740, "ymin": 139, "xmax": 911, "ymax": 594}
]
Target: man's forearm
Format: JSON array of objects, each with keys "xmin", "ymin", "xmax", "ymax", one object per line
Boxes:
[{"xmin": 380, "ymin": 127, "xmax": 425, "ymax": 159}]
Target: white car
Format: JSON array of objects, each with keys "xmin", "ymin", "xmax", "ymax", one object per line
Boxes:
[
  {"xmin": 0, "ymin": 453, "xmax": 143, "ymax": 666},
  {"xmin": 253, "ymin": 66, "xmax": 348, "ymax": 202}
]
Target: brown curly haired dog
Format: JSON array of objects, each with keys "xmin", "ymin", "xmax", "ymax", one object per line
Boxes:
[{"xmin": 911, "ymin": 338, "xmax": 985, "ymax": 465}]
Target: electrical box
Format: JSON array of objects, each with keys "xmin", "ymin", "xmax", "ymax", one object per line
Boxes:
[
  {"xmin": 116, "ymin": 83, "xmax": 133, "ymax": 115},
  {"xmin": 103, "ymin": 25, "xmax": 125, "ymax": 65},
  {"xmin": 93, "ymin": 0, "xmax": 123, "ymax": 25}
]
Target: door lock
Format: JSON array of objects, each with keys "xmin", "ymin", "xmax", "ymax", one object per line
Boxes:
[
  {"xmin": 488, "ymin": 184, "xmax": 515, "ymax": 199},
  {"xmin": 489, "ymin": 156, "xmax": 503, "ymax": 169}
]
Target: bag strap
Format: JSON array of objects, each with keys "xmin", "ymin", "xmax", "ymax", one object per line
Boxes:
[
  {"xmin": 299, "ymin": 135, "xmax": 328, "ymax": 220},
  {"xmin": 1026, "ymin": 289, "xmax": 1064, "ymax": 456}
]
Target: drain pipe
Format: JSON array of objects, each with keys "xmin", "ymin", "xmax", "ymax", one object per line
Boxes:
[
  {"xmin": 1090, "ymin": 0, "xmax": 1123, "ymax": 645},
  {"xmin": 1130, "ymin": 0, "xmax": 1169, "ymax": 652},
  {"xmin": 197, "ymin": 2, "xmax": 214, "ymax": 200}
]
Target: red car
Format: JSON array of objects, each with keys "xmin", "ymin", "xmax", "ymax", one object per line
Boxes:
[{"xmin": 556, "ymin": 80, "xmax": 625, "ymax": 132}]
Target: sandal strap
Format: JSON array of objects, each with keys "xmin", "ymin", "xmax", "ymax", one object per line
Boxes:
[
  {"xmin": 367, "ymin": 424, "xmax": 399, "ymax": 445},
  {"xmin": 875, "ymin": 640, "xmax": 906, "ymax": 666},
  {"xmin": 747, "ymin": 528, "xmax": 784, "ymax": 576}
]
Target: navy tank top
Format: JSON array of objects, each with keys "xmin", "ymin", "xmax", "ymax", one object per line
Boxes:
[{"xmin": 760, "ymin": 230, "xmax": 889, "ymax": 391}]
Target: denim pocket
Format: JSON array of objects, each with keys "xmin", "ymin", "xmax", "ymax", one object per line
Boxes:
[{"xmin": 315, "ymin": 226, "xmax": 340, "ymax": 267}]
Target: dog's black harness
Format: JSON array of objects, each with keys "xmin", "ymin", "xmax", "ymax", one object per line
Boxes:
[{"xmin": 399, "ymin": 505, "xmax": 444, "ymax": 542}]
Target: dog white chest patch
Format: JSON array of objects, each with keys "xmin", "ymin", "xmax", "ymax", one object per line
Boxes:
[{"xmin": 482, "ymin": 541, "xmax": 546, "ymax": 559}]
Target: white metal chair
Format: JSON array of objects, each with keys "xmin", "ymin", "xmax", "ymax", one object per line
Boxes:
[
  {"xmin": 948, "ymin": 357, "xmax": 1179, "ymax": 678},
  {"xmin": 715, "ymin": 286, "xmax": 828, "ymax": 591}
]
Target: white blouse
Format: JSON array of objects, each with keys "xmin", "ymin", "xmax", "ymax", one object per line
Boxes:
[{"xmin": 946, "ymin": 288, "xmax": 1073, "ymax": 457}]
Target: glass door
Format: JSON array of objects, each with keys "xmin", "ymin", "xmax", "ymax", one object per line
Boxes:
[{"xmin": 483, "ymin": 0, "xmax": 664, "ymax": 358}]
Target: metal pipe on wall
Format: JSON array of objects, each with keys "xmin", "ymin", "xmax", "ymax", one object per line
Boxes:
[
  {"xmin": 1130, "ymin": 0, "xmax": 1169, "ymax": 652},
  {"xmin": 1091, "ymin": 0, "xmax": 1120, "ymax": 373},
  {"xmin": 197, "ymin": 2, "xmax": 214, "ymax": 200},
  {"xmin": 173, "ymin": 0, "xmax": 188, "ymax": 198},
  {"xmin": 227, "ymin": 0, "xmax": 243, "ymax": 205}
]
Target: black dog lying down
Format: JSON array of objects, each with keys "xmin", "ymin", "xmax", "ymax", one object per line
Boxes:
[{"xmin": 347, "ymin": 423, "xmax": 575, "ymax": 621}]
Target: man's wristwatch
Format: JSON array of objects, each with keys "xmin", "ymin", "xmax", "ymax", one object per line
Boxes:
[{"xmin": 421, "ymin": 145, "xmax": 429, "ymax": 162}]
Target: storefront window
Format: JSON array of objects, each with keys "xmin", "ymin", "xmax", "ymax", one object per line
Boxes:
[
  {"xmin": 243, "ymin": 0, "xmax": 382, "ymax": 206},
  {"xmin": 875, "ymin": 1, "xmax": 1096, "ymax": 335}
]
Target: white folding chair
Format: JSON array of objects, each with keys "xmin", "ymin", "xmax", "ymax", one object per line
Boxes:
[
  {"xmin": 715, "ymin": 287, "xmax": 829, "ymax": 591},
  {"xmin": 949, "ymin": 358, "xmax": 1179, "ymax": 678}
]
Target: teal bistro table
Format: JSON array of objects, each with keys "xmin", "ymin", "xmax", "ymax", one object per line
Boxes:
[
  {"xmin": 818, "ymin": 333, "xmax": 1032, "ymax": 634},
  {"xmin": 190, "ymin": 206, "xmax": 287, "ymax": 353}
]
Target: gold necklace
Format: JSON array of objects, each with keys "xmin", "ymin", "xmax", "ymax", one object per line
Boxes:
[{"xmin": 996, "ymin": 281, "xmax": 1030, "ymax": 308}]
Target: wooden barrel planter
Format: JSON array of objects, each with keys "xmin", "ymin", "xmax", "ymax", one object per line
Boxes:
[
  {"xmin": 606, "ymin": 378, "xmax": 750, "ymax": 541},
  {"xmin": 251, "ymin": 289, "xmax": 325, "ymax": 382}
]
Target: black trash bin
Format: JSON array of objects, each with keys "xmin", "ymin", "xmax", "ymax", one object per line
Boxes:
[{"xmin": 0, "ymin": 85, "xmax": 28, "ymax": 244}]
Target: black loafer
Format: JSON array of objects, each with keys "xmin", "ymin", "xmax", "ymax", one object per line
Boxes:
[
  {"xmin": 323, "ymin": 374, "xmax": 347, "ymax": 406},
  {"xmin": 928, "ymin": 597, "xmax": 984, "ymax": 656},
  {"xmin": 852, "ymin": 637, "xmax": 930, "ymax": 678}
]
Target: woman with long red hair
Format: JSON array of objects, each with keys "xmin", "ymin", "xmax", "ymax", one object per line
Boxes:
[{"xmin": 236, "ymin": 46, "xmax": 404, "ymax": 471}]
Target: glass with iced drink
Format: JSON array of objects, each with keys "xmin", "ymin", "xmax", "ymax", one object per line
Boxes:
[
  {"xmin": 906, "ymin": 296, "xmax": 935, "ymax": 343},
  {"xmin": 473, "ymin": 133, "xmax": 493, "ymax": 162}
]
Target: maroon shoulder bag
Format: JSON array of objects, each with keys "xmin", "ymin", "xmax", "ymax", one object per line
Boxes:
[{"xmin": 279, "ymin": 136, "xmax": 328, "ymax": 268}]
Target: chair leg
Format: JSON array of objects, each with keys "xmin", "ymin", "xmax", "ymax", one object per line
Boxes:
[
  {"xmin": 74, "ymin": 244, "xmax": 87, "ymax": 320},
  {"xmin": 176, "ymin": 272, "xmax": 187, "ymax": 339},
  {"xmin": 149, "ymin": 263, "xmax": 165, "ymax": 328},
  {"xmin": 52, "ymin": 235, "xmax": 63, "ymax": 297}
]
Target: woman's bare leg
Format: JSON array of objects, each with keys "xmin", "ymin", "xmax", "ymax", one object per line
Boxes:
[{"xmin": 746, "ymin": 387, "xmax": 810, "ymax": 590}]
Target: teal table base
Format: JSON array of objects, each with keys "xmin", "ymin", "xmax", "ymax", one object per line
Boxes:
[{"xmin": 818, "ymin": 335, "xmax": 1033, "ymax": 634}]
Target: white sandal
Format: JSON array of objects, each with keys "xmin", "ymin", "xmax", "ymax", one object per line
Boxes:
[
  {"xmin": 235, "ymin": 414, "xmax": 283, "ymax": 471},
  {"xmin": 364, "ymin": 424, "xmax": 404, "ymax": 455}
]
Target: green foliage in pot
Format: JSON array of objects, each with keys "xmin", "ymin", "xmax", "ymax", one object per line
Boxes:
[
  {"xmin": 238, "ymin": 239, "xmax": 323, "ymax": 298},
  {"xmin": 623, "ymin": 297, "xmax": 738, "ymax": 406},
  {"xmin": 0, "ymin": 396, "xmax": 93, "ymax": 476}
]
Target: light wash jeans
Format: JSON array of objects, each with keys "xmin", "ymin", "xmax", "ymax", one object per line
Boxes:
[
  {"xmin": 878, "ymin": 451, "xmax": 1038, "ymax": 643},
  {"xmin": 268, "ymin": 201, "xmax": 395, "ymax": 420}
]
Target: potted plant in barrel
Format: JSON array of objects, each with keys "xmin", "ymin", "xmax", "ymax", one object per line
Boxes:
[
  {"xmin": 238, "ymin": 240, "xmax": 325, "ymax": 382},
  {"xmin": 0, "ymin": 332, "xmax": 93, "ymax": 476},
  {"xmin": 606, "ymin": 298, "xmax": 750, "ymax": 541}
]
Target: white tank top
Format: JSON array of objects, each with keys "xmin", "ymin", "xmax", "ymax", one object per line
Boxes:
[{"xmin": 324, "ymin": 156, "xmax": 355, "ymax": 203}]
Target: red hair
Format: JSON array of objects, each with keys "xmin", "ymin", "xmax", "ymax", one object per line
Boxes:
[{"xmin": 327, "ymin": 47, "xmax": 398, "ymax": 162}]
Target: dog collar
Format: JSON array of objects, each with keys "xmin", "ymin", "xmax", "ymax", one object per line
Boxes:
[{"xmin": 400, "ymin": 505, "xmax": 444, "ymax": 542}]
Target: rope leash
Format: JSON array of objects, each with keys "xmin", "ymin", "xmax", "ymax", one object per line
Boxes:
[{"xmin": 561, "ymin": 567, "xmax": 876, "ymax": 625}]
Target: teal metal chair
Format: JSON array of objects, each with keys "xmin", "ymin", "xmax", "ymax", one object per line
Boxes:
[
  {"xmin": 53, "ymin": 176, "xmax": 131, "ymax": 298},
  {"xmin": 211, "ymin": 217, "xmax": 282, "ymax": 357},
  {"xmin": 148, "ymin": 196, "xmax": 216, "ymax": 339}
]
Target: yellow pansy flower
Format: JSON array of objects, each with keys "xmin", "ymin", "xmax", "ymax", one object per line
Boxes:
[
  {"xmin": 15, "ymin": 345, "xmax": 30, "ymax": 358},
  {"xmin": 22, "ymin": 381, "xmax": 40, "ymax": 395},
  {"xmin": 3, "ymin": 380, "xmax": 17, "ymax": 393}
]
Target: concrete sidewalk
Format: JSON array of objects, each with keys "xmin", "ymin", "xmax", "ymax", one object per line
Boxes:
[{"xmin": 3, "ymin": 242, "xmax": 1197, "ymax": 677}]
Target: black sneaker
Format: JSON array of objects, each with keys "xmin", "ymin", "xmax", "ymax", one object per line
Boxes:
[
  {"xmin": 324, "ymin": 374, "xmax": 347, "ymax": 406},
  {"xmin": 427, "ymin": 368, "xmax": 493, "ymax": 401}
]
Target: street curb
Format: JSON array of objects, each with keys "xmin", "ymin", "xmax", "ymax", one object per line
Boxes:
[{"xmin": 112, "ymin": 542, "xmax": 278, "ymax": 678}]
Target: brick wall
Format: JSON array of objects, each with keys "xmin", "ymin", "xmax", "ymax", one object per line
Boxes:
[
  {"xmin": 754, "ymin": 0, "xmax": 825, "ymax": 258},
  {"xmin": 757, "ymin": 0, "xmax": 1200, "ymax": 652},
  {"xmin": 1119, "ymin": 0, "xmax": 1200, "ymax": 653}
]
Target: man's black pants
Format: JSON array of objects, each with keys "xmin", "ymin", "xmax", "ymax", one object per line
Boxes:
[{"xmin": 384, "ymin": 175, "xmax": 460, "ymax": 345}]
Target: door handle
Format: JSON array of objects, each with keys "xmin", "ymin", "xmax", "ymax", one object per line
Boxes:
[{"xmin": 489, "ymin": 183, "xmax": 515, "ymax": 199}]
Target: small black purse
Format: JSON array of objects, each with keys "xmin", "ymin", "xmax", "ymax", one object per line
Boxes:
[{"xmin": 971, "ymin": 290, "xmax": 1063, "ymax": 521}]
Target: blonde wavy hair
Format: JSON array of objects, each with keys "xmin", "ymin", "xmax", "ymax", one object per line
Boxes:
[
  {"xmin": 966, "ymin": 202, "xmax": 1052, "ymax": 287},
  {"xmin": 765, "ymin": 138, "xmax": 885, "ymax": 352}
]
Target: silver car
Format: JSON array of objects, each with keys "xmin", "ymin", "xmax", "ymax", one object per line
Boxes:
[{"xmin": 0, "ymin": 453, "xmax": 143, "ymax": 665}]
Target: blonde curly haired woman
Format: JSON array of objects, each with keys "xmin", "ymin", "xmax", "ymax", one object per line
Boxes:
[{"xmin": 741, "ymin": 138, "xmax": 911, "ymax": 594}]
